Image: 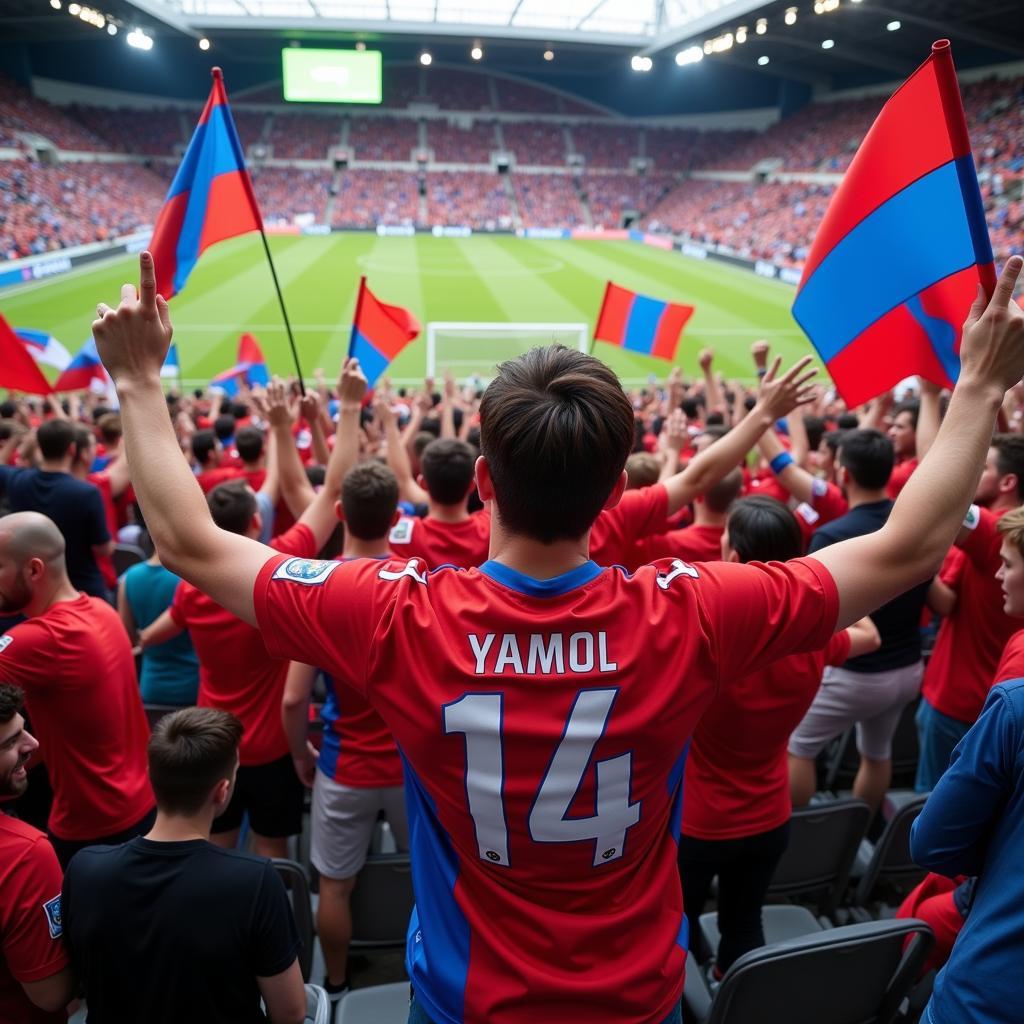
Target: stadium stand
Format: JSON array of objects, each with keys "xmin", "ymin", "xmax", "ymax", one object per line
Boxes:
[
  {"xmin": 420, "ymin": 68, "xmax": 493, "ymax": 111},
  {"xmin": 571, "ymin": 123, "xmax": 641, "ymax": 169},
  {"xmin": 347, "ymin": 115, "xmax": 418, "ymax": 162},
  {"xmin": 425, "ymin": 171, "xmax": 512, "ymax": 229},
  {"xmin": 266, "ymin": 112, "xmax": 343, "ymax": 160},
  {"xmin": 512, "ymin": 172, "xmax": 585, "ymax": 227},
  {"xmin": 502, "ymin": 120, "xmax": 568, "ymax": 166},
  {"xmin": 426, "ymin": 119, "xmax": 497, "ymax": 164},
  {"xmin": 0, "ymin": 74, "xmax": 108, "ymax": 153},
  {"xmin": 332, "ymin": 168, "xmax": 419, "ymax": 227},
  {"xmin": 251, "ymin": 166, "xmax": 332, "ymax": 223},
  {"xmin": 68, "ymin": 105, "xmax": 188, "ymax": 156},
  {"xmin": 582, "ymin": 171, "xmax": 677, "ymax": 228}
]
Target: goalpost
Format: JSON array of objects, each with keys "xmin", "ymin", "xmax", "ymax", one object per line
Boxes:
[{"xmin": 425, "ymin": 322, "xmax": 590, "ymax": 381}]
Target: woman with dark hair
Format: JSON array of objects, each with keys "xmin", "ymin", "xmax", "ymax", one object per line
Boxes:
[{"xmin": 678, "ymin": 496, "xmax": 880, "ymax": 977}]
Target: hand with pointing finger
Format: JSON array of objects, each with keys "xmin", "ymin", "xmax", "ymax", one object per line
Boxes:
[
  {"xmin": 92, "ymin": 251, "xmax": 173, "ymax": 387},
  {"xmin": 957, "ymin": 257, "xmax": 1024, "ymax": 398}
]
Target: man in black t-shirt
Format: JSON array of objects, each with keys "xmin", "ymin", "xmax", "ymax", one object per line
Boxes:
[
  {"xmin": 62, "ymin": 708, "xmax": 306, "ymax": 1024},
  {"xmin": 789, "ymin": 430, "xmax": 931, "ymax": 812},
  {"xmin": 0, "ymin": 420, "xmax": 112, "ymax": 598}
]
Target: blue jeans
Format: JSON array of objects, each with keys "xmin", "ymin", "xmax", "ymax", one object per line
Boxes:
[
  {"xmin": 915, "ymin": 698, "xmax": 970, "ymax": 792},
  {"xmin": 408, "ymin": 997, "xmax": 682, "ymax": 1024}
]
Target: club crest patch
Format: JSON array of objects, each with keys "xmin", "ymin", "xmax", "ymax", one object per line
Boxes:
[
  {"xmin": 389, "ymin": 518, "xmax": 415, "ymax": 545},
  {"xmin": 962, "ymin": 504, "xmax": 980, "ymax": 531},
  {"xmin": 42, "ymin": 894, "xmax": 62, "ymax": 939},
  {"xmin": 272, "ymin": 558, "xmax": 340, "ymax": 586},
  {"xmin": 0, "ymin": 635, "xmax": 11, "ymax": 654}
]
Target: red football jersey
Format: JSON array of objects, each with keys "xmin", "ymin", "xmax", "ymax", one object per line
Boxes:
[
  {"xmin": 0, "ymin": 596, "xmax": 153, "ymax": 840},
  {"xmin": 991, "ymin": 629, "xmax": 1024, "ymax": 687},
  {"xmin": 625, "ymin": 524, "xmax": 724, "ymax": 571},
  {"xmin": 254, "ymin": 551, "xmax": 838, "ymax": 1023},
  {"xmin": 85, "ymin": 470, "xmax": 118, "ymax": 591},
  {"xmin": 0, "ymin": 816, "xmax": 67, "ymax": 1024},
  {"xmin": 170, "ymin": 523, "xmax": 317, "ymax": 766},
  {"xmin": 590, "ymin": 484, "xmax": 669, "ymax": 566},
  {"xmin": 887, "ymin": 458, "xmax": 918, "ymax": 500},
  {"xmin": 389, "ymin": 509, "xmax": 491, "ymax": 569},
  {"xmin": 682, "ymin": 630, "xmax": 851, "ymax": 841},
  {"xmin": 922, "ymin": 506, "xmax": 1018, "ymax": 723}
]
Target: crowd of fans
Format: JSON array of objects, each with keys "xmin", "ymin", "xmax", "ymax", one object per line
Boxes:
[
  {"xmin": 251, "ymin": 167, "xmax": 332, "ymax": 224},
  {"xmin": 346, "ymin": 116, "xmax": 418, "ymax": 162},
  {"xmin": 425, "ymin": 171, "xmax": 512, "ymax": 229},
  {"xmin": 582, "ymin": 171, "xmax": 676, "ymax": 229},
  {"xmin": 501, "ymin": 120, "xmax": 568, "ymax": 166},
  {"xmin": 426, "ymin": 120, "xmax": 498, "ymax": 164},
  {"xmin": 512, "ymin": 172, "xmax": 585, "ymax": 227},
  {"xmin": 331, "ymin": 169, "xmax": 419, "ymax": 227},
  {"xmin": 266, "ymin": 113, "xmax": 343, "ymax": 160},
  {"xmin": 3, "ymin": 259, "xmax": 1024, "ymax": 1022},
  {"xmin": 570, "ymin": 123, "xmax": 642, "ymax": 169}
]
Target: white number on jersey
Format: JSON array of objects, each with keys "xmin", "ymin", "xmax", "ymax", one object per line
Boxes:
[{"xmin": 443, "ymin": 688, "xmax": 640, "ymax": 869}]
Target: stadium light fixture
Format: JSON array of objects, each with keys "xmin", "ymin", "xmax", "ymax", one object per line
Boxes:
[
  {"xmin": 419, "ymin": 51, "xmax": 432, "ymax": 66},
  {"xmin": 68, "ymin": 2, "xmax": 79, "ymax": 12},
  {"xmin": 735, "ymin": 25, "xmax": 748, "ymax": 44},
  {"xmin": 784, "ymin": 6, "xmax": 797, "ymax": 25},
  {"xmin": 755, "ymin": 17, "xmax": 767, "ymax": 34},
  {"xmin": 49, "ymin": 0, "xmax": 61, "ymax": 9},
  {"xmin": 126, "ymin": 27, "xmax": 153, "ymax": 50},
  {"xmin": 887, "ymin": 20, "xmax": 901, "ymax": 30},
  {"xmin": 106, "ymin": 21, "xmax": 116, "ymax": 32},
  {"xmin": 543, "ymin": 48, "xmax": 554, "ymax": 61},
  {"xmin": 821, "ymin": 38, "xmax": 835, "ymax": 48},
  {"xmin": 675, "ymin": 46, "xmax": 703, "ymax": 66},
  {"xmin": 471, "ymin": 43, "xmax": 483, "ymax": 60},
  {"xmin": 355, "ymin": 40, "xmax": 366, "ymax": 51},
  {"xmin": 630, "ymin": 55, "xmax": 653, "ymax": 72},
  {"xmin": 704, "ymin": 32, "xmax": 734, "ymax": 54},
  {"xmin": 757, "ymin": 55, "xmax": 770, "ymax": 65},
  {"xmin": 199, "ymin": 36, "xmax": 210, "ymax": 50}
]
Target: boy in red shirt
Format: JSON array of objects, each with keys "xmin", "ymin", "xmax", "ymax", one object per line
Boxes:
[
  {"xmin": 0, "ymin": 512, "xmax": 154, "ymax": 867},
  {"xmin": 93, "ymin": 250, "xmax": 1024, "ymax": 1024}
]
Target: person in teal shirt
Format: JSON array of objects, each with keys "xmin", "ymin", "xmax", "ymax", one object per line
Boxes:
[{"xmin": 119, "ymin": 552, "xmax": 199, "ymax": 706}]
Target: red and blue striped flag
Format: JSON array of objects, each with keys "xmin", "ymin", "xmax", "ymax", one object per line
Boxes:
[
  {"xmin": 793, "ymin": 40, "xmax": 995, "ymax": 408},
  {"xmin": 593, "ymin": 282, "xmax": 695, "ymax": 362},
  {"xmin": 348, "ymin": 277, "xmax": 421, "ymax": 387},
  {"xmin": 149, "ymin": 68, "xmax": 262, "ymax": 300}
]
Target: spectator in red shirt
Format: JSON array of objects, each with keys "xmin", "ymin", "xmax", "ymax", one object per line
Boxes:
[
  {"xmin": 192, "ymin": 429, "xmax": 236, "ymax": 494},
  {"xmin": 0, "ymin": 512, "xmax": 155, "ymax": 867},
  {"xmin": 887, "ymin": 399, "xmax": 919, "ymax": 499},
  {"xmin": 679, "ymin": 497, "xmax": 878, "ymax": 974},
  {"xmin": 0, "ymin": 684, "xmax": 75, "ymax": 1024},
  {"xmin": 916, "ymin": 434, "xmax": 1024, "ymax": 791}
]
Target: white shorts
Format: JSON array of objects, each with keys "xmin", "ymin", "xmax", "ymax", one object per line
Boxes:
[
  {"xmin": 311, "ymin": 771, "xmax": 409, "ymax": 881},
  {"xmin": 788, "ymin": 660, "xmax": 924, "ymax": 762}
]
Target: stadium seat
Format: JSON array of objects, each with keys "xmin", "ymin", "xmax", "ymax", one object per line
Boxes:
[
  {"xmin": 350, "ymin": 853, "xmax": 414, "ymax": 950},
  {"xmin": 112, "ymin": 542, "xmax": 146, "ymax": 577},
  {"xmin": 682, "ymin": 919, "xmax": 934, "ymax": 1024},
  {"xmin": 852, "ymin": 793, "xmax": 928, "ymax": 908},
  {"xmin": 273, "ymin": 858, "xmax": 315, "ymax": 981},
  {"xmin": 305, "ymin": 983, "xmax": 331, "ymax": 1024},
  {"xmin": 336, "ymin": 981, "xmax": 410, "ymax": 1024}
]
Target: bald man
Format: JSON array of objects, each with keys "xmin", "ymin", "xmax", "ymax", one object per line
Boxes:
[{"xmin": 0, "ymin": 512, "xmax": 154, "ymax": 866}]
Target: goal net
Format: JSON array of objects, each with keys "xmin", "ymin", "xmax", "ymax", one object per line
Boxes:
[{"xmin": 425, "ymin": 321, "xmax": 590, "ymax": 381}]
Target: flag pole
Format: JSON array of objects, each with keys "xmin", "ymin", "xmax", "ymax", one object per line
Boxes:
[
  {"xmin": 590, "ymin": 280, "xmax": 612, "ymax": 354},
  {"xmin": 348, "ymin": 276, "xmax": 367, "ymax": 360},
  {"xmin": 257, "ymin": 228, "xmax": 306, "ymax": 395}
]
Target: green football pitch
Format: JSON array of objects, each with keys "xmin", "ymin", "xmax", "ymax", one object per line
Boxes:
[{"xmin": 1, "ymin": 234, "xmax": 817, "ymax": 387}]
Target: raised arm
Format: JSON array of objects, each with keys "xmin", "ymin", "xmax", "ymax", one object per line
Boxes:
[
  {"xmin": 661, "ymin": 356, "xmax": 817, "ymax": 515},
  {"xmin": 257, "ymin": 379, "xmax": 316, "ymax": 521},
  {"xmin": 916, "ymin": 377, "xmax": 943, "ymax": 462},
  {"xmin": 757, "ymin": 424, "xmax": 816, "ymax": 504},
  {"xmin": 698, "ymin": 348, "xmax": 726, "ymax": 418},
  {"xmin": 379, "ymin": 397, "xmax": 429, "ymax": 505},
  {"xmin": 813, "ymin": 258, "xmax": 1024, "ymax": 629},
  {"xmin": 92, "ymin": 252, "xmax": 270, "ymax": 626}
]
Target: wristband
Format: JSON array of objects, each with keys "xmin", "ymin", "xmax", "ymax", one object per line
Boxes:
[
  {"xmin": 769, "ymin": 452, "xmax": 794, "ymax": 475},
  {"xmin": 756, "ymin": 367, "xmax": 768, "ymax": 377}
]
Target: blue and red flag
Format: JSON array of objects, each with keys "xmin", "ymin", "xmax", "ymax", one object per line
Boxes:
[
  {"xmin": 793, "ymin": 40, "xmax": 995, "ymax": 408},
  {"xmin": 14, "ymin": 328, "xmax": 71, "ymax": 372},
  {"xmin": 211, "ymin": 333, "xmax": 270, "ymax": 396},
  {"xmin": 593, "ymin": 282, "xmax": 695, "ymax": 362},
  {"xmin": 55, "ymin": 338, "xmax": 108, "ymax": 392},
  {"xmin": 0, "ymin": 314, "xmax": 53, "ymax": 395},
  {"xmin": 348, "ymin": 277, "xmax": 421, "ymax": 387},
  {"xmin": 149, "ymin": 67, "xmax": 262, "ymax": 300}
]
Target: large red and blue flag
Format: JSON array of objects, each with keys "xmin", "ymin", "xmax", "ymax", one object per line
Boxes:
[
  {"xmin": 0, "ymin": 314, "xmax": 53, "ymax": 395},
  {"xmin": 211, "ymin": 333, "xmax": 270, "ymax": 396},
  {"xmin": 348, "ymin": 277, "xmax": 421, "ymax": 387},
  {"xmin": 793, "ymin": 40, "xmax": 995, "ymax": 408},
  {"xmin": 593, "ymin": 282, "xmax": 695, "ymax": 362},
  {"xmin": 149, "ymin": 67, "xmax": 262, "ymax": 300}
]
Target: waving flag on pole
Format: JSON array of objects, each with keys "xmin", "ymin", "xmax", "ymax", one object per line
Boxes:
[
  {"xmin": 54, "ymin": 338, "xmax": 109, "ymax": 392},
  {"xmin": 149, "ymin": 67, "xmax": 263, "ymax": 300},
  {"xmin": 211, "ymin": 333, "xmax": 270, "ymax": 396},
  {"xmin": 0, "ymin": 314, "xmax": 53, "ymax": 395},
  {"xmin": 15, "ymin": 328, "xmax": 71, "ymax": 372},
  {"xmin": 348, "ymin": 277, "xmax": 421, "ymax": 387},
  {"xmin": 593, "ymin": 282, "xmax": 695, "ymax": 362},
  {"xmin": 793, "ymin": 40, "xmax": 995, "ymax": 408}
]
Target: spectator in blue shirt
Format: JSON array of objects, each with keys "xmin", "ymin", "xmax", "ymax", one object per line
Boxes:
[{"xmin": 910, "ymin": 677, "xmax": 1024, "ymax": 1024}]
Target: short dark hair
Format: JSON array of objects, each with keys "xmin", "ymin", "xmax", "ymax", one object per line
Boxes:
[
  {"xmin": 680, "ymin": 397, "xmax": 702, "ymax": 420},
  {"xmin": 148, "ymin": 707, "xmax": 242, "ymax": 816},
  {"xmin": 342, "ymin": 462, "xmax": 398, "ymax": 539},
  {"xmin": 892, "ymin": 399, "xmax": 919, "ymax": 430},
  {"xmin": 36, "ymin": 419, "xmax": 76, "ymax": 461},
  {"xmin": 704, "ymin": 467, "xmax": 743, "ymax": 514},
  {"xmin": 207, "ymin": 479, "xmax": 257, "ymax": 535},
  {"xmin": 836, "ymin": 413, "xmax": 859, "ymax": 429},
  {"xmin": 235, "ymin": 426, "xmax": 264, "ymax": 464},
  {"xmin": 727, "ymin": 496, "xmax": 804, "ymax": 563},
  {"xmin": 412, "ymin": 432, "xmax": 436, "ymax": 458},
  {"xmin": 803, "ymin": 416, "xmax": 826, "ymax": 453},
  {"xmin": 97, "ymin": 413, "xmax": 122, "ymax": 446},
  {"xmin": 0, "ymin": 684, "xmax": 25, "ymax": 726},
  {"xmin": 0, "ymin": 400, "xmax": 17, "ymax": 419},
  {"xmin": 420, "ymin": 438, "xmax": 476, "ymax": 506},
  {"xmin": 191, "ymin": 430, "xmax": 219, "ymax": 466},
  {"xmin": 993, "ymin": 433, "xmax": 1024, "ymax": 500},
  {"xmin": 214, "ymin": 414, "xmax": 236, "ymax": 442},
  {"xmin": 822, "ymin": 429, "xmax": 848, "ymax": 456},
  {"xmin": 838, "ymin": 429, "xmax": 893, "ymax": 490},
  {"xmin": 72, "ymin": 425, "xmax": 94, "ymax": 458},
  {"xmin": 625, "ymin": 453, "xmax": 660, "ymax": 489},
  {"xmin": 230, "ymin": 402, "xmax": 249, "ymax": 419},
  {"xmin": 480, "ymin": 346, "xmax": 634, "ymax": 543}
]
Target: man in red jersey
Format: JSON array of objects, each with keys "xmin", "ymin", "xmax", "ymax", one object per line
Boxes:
[
  {"xmin": 93, "ymin": 250, "xmax": 1024, "ymax": 1024},
  {"xmin": 989, "ymin": 507, "xmax": 1024, "ymax": 696},
  {"xmin": 283, "ymin": 460, "xmax": 407, "ymax": 1008},
  {"xmin": 887, "ymin": 399, "xmax": 919, "ymax": 499},
  {"xmin": 0, "ymin": 512, "xmax": 154, "ymax": 867},
  {"xmin": 915, "ymin": 432, "xmax": 1024, "ymax": 791},
  {"xmin": 141, "ymin": 365, "xmax": 366, "ymax": 858},
  {"xmin": 0, "ymin": 684, "xmax": 75, "ymax": 1024}
]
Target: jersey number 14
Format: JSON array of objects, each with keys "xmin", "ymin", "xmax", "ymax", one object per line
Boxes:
[{"xmin": 443, "ymin": 689, "xmax": 640, "ymax": 869}]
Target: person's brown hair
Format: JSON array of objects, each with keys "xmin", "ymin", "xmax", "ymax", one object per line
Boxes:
[
  {"xmin": 704, "ymin": 466, "xmax": 744, "ymax": 514},
  {"xmin": 342, "ymin": 462, "xmax": 399, "ymax": 540},
  {"xmin": 0, "ymin": 684, "xmax": 25, "ymax": 726},
  {"xmin": 625, "ymin": 452, "xmax": 660, "ymax": 490},
  {"xmin": 996, "ymin": 505, "xmax": 1024, "ymax": 557},
  {"xmin": 97, "ymin": 413, "xmax": 122, "ymax": 446},
  {"xmin": 479, "ymin": 346, "xmax": 635, "ymax": 542},
  {"xmin": 420, "ymin": 439, "xmax": 476, "ymax": 506},
  {"xmin": 993, "ymin": 434, "xmax": 1024, "ymax": 502},
  {"xmin": 148, "ymin": 707, "xmax": 242, "ymax": 816},
  {"xmin": 207, "ymin": 479, "xmax": 258, "ymax": 536}
]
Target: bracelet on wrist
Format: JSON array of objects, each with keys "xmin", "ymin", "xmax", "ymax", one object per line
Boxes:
[{"xmin": 769, "ymin": 451, "xmax": 794, "ymax": 475}]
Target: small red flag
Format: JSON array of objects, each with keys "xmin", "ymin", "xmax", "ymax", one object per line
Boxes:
[{"xmin": 0, "ymin": 313, "xmax": 53, "ymax": 395}]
